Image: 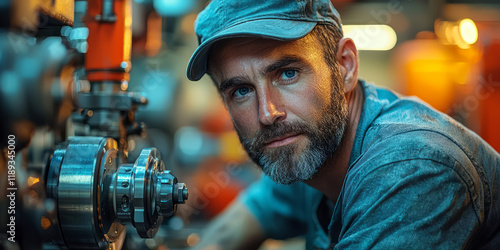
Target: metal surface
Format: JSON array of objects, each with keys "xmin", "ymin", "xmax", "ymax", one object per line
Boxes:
[
  {"xmin": 47, "ymin": 136, "xmax": 124, "ymax": 248},
  {"xmin": 0, "ymin": 0, "xmax": 190, "ymax": 248},
  {"xmin": 73, "ymin": 82, "xmax": 148, "ymax": 160},
  {"xmin": 117, "ymin": 148, "xmax": 188, "ymax": 238},
  {"xmin": 47, "ymin": 136, "xmax": 188, "ymax": 249}
]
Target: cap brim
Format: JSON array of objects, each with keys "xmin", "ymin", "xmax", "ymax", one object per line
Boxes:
[{"xmin": 186, "ymin": 19, "xmax": 317, "ymax": 81}]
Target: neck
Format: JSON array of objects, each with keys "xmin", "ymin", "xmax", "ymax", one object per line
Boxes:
[{"xmin": 305, "ymin": 82, "xmax": 364, "ymax": 202}]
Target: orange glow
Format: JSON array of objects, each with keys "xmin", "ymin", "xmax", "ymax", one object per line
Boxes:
[
  {"xmin": 393, "ymin": 38, "xmax": 481, "ymax": 113},
  {"xmin": 186, "ymin": 233, "xmax": 200, "ymax": 247},
  {"xmin": 219, "ymin": 131, "xmax": 247, "ymax": 163},
  {"xmin": 405, "ymin": 59, "xmax": 454, "ymax": 112},
  {"xmin": 145, "ymin": 11, "xmax": 162, "ymax": 56},
  {"xmin": 28, "ymin": 176, "xmax": 40, "ymax": 187},
  {"xmin": 41, "ymin": 216, "xmax": 51, "ymax": 229}
]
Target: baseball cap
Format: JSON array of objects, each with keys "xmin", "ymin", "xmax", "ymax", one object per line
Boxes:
[{"xmin": 186, "ymin": 0, "xmax": 343, "ymax": 81}]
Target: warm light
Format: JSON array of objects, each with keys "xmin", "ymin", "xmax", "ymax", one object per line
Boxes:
[
  {"xmin": 41, "ymin": 216, "xmax": 51, "ymax": 229},
  {"xmin": 145, "ymin": 11, "xmax": 163, "ymax": 57},
  {"xmin": 121, "ymin": 80, "xmax": 128, "ymax": 91},
  {"xmin": 459, "ymin": 19, "xmax": 478, "ymax": 45},
  {"xmin": 186, "ymin": 233, "xmax": 200, "ymax": 247},
  {"xmin": 219, "ymin": 131, "xmax": 247, "ymax": 163},
  {"xmin": 435, "ymin": 18, "xmax": 479, "ymax": 49},
  {"xmin": 28, "ymin": 176, "xmax": 40, "ymax": 187},
  {"xmin": 343, "ymin": 25, "xmax": 397, "ymax": 51}
]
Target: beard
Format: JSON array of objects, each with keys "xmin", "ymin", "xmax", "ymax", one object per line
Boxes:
[{"xmin": 236, "ymin": 69, "xmax": 349, "ymax": 185}]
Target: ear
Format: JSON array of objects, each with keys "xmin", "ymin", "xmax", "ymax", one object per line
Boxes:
[{"xmin": 336, "ymin": 37, "xmax": 359, "ymax": 93}]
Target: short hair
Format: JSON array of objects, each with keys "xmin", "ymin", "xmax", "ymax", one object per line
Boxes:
[{"xmin": 309, "ymin": 23, "xmax": 343, "ymax": 70}]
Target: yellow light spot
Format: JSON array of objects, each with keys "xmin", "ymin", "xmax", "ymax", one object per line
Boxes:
[
  {"xmin": 121, "ymin": 81, "xmax": 128, "ymax": 91},
  {"xmin": 41, "ymin": 216, "xmax": 51, "ymax": 229},
  {"xmin": 219, "ymin": 131, "xmax": 247, "ymax": 163},
  {"xmin": 459, "ymin": 19, "xmax": 478, "ymax": 45},
  {"xmin": 27, "ymin": 176, "xmax": 40, "ymax": 187},
  {"xmin": 186, "ymin": 233, "xmax": 200, "ymax": 247},
  {"xmin": 343, "ymin": 25, "xmax": 397, "ymax": 51}
]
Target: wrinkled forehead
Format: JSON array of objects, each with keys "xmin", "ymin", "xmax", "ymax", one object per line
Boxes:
[
  {"xmin": 211, "ymin": 38, "xmax": 278, "ymax": 65},
  {"xmin": 207, "ymin": 34, "xmax": 320, "ymax": 77}
]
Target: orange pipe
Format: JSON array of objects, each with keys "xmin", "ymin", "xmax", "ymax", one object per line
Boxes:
[{"xmin": 84, "ymin": 0, "xmax": 132, "ymax": 82}]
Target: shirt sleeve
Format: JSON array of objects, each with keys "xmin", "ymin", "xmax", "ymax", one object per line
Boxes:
[
  {"xmin": 238, "ymin": 173, "xmax": 309, "ymax": 239},
  {"xmin": 334, "ymin": 158, "xmax": 481, "ymax": 249}
]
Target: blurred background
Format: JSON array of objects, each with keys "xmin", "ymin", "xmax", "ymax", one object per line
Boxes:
[{"xmin": 0, "ymin": 0, "xmax": 499, "ymax": 249}]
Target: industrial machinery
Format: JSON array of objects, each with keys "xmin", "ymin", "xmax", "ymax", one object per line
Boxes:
[
  {"xmin": 45, "ymin": 137, "xmax": 187, "ymax": 249},
  {"xmin": 0, "ymin": 0, "xmax": 188, "ymax": 249}
]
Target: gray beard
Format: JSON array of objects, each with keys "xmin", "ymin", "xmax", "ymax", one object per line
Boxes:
[{"xmin": 236, "ymin": 73, "xmax": 349, "ymax": 185}]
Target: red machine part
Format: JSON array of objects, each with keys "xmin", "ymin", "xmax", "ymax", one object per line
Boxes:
[{"xmin": 84, "ymin": 0, "xmax": 132, "ymax": 82}]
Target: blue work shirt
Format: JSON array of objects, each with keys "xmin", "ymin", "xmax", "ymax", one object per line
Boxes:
[{"xmin": 239, "ymin": 80, "xmax": 500, "ymax": 249}]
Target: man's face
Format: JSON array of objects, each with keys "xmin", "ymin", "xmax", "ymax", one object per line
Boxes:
[{"xmin": 209, "ymin": 34, "xmax": 349, "ymax": 184}]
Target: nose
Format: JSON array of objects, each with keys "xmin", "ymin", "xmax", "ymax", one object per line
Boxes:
[{"xmin": 258, "ymin": 86, "xmax": 285, "ymax": 125}]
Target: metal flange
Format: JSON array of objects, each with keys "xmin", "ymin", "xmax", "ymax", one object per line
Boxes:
[
  {"xmin": 47, "ymin": 137, "xmax": 189, "ymax": 248},
  {"xmin": 132, "ymin": 148, "xmax": 161, "ymax": 238},
  {"xmin": 48, "ymin": 136, "xmax": 125, "ymax": 249}
]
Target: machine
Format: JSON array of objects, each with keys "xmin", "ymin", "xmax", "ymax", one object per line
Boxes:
[{"xmin": 0, "ymin": 0, "xmax": 188, "ymax": 249}]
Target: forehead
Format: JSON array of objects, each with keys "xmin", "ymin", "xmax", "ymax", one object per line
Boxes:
[
  {"xmin": 212, "ymin": 35, "xmax": 317, "ymax": 56},
  {"xmin": 208, "ymin": 34, "xmax": 322, "ymax": 79}
]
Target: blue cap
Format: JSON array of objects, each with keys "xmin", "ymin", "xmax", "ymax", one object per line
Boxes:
[{"xmin": 186, "ymin": 0, "xmax": 342, "ymax": 81}]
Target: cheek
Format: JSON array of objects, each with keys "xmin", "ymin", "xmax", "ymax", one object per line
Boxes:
[
  {"xmin": 285, "ymin": 78, "xmax": 332, "ymax": 122},
  {"xmin": 292, "ymin": 95, "xmax": 326, "ymax": 122},
  {"xmin": 227, "ymin": 105, "xmax": 259, "ymax": 137}
]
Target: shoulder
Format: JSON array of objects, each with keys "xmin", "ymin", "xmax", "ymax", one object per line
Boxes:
[
  {"xmin": 343, "ymin": 127, "xmax": 485, "ymax": 228},
  {"xmin": 355, "ymin": 83, "xmax": 495, "ymax": 199},
  {"xmin": 337, "ymin": 132, "xmax": 483, "ymax": 248},
  {"xmin": 348, "ymin": 128, "xmax": 481, "ymax": 204},
  {"xmin": 352, "ymin": 127, "xmax": 474, "ymax": 180},
  {"xmin": 356, "ymin": 83, "xmax": 487, "ymax": 188},
  {"xmin": 357, "ymin": 82, "xmax": 479, "ymax": 169}
]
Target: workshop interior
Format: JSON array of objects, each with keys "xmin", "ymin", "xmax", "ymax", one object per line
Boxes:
[{"xmin": 0, "ymin": 0, "xmax": 499, "ymax": 249}]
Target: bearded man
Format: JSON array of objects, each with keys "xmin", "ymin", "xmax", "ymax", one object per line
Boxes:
[{"xmin": 186, "ymin": 0, "xmax": 500, "ymax": 249}]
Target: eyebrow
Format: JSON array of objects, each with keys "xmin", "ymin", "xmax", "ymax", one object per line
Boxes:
[
  {"xmin": 218, "ymin": 56, "xmax": 303, "ymax": 93},
  {"xmin": 261, "ymin": 56, "xmax": 302, "ymax": 75},
  {"xmin": 219, "ymin": 76, "xmax": 251, "ymax": 93}
]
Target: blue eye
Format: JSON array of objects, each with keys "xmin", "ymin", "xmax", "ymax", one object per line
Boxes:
[
  {"xmin": 281, "ymin": 70, "xmax": 297, "ymax": 80},
  {"xmin": 233, "ymin": 86, "xmax": 251, "ymax": 98}
]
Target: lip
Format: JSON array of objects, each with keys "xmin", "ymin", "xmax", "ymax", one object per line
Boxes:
[{"xmin": 265, "ymin": 133, "xmax": 302, "ymax": 148}]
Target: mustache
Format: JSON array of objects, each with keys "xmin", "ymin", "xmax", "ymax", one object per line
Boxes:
[{"xmin": 248, "ymin": 121, "xmax": 313, "ymax": 150}]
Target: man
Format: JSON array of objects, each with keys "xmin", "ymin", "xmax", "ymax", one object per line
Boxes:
[{"xmin": 186, "ymin": 0, "xmax": 500, "ymax": 249}]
